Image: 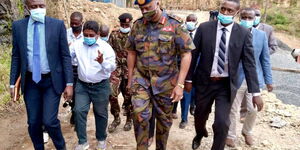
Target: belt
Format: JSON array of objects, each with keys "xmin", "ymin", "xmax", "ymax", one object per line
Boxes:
[
  {"xmin": 210, "ymin": 77, "xmax": 229, "ymax": 82},
  {"xmin": 26, "ymin": 71, "xmax": 51, "ymax": 78},
  {"xmin": 79, "ymin": 79, "xmax": 106, "ymax": 86}
]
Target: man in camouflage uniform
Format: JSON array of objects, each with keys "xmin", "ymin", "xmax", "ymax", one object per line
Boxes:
[
  {"xmin": 108, "ymin": 13, "xmax": 133, "ymax": 133},
  {"xmin": 125, "ymin": 0, "xmax": 195, "ymax": 149}
]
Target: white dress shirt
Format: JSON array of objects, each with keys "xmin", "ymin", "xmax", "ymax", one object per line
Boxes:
[
  {"xmin": 67, "ymin": 28, "xmax": 83, "ymax": 66},
  {"xmin": 210, "ymin": 21, "xmax": 234, "ymax": 77},
  {"xmin": 70, "ymin": 39, "xmax": 116, "ymax": 83}
]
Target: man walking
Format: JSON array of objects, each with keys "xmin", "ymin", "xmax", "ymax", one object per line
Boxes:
[
  {"xmin": 185, "ymin": 0, "xmax": 263, "ymax": 149},
  {"xmin": 67, "ymin": 11, "xmax": 84, "ymax": 125},
  {"xmin": 108, "ymin": 13, "xmax": 134, "ymax": 133},
  {"xmin": 70, "ymin": 21, "xmax": 116, "ymax": 150},
  {"xmin": 126, "ymin": 0, "xmax": 194, "ymax": 149},
  {"xmin": 10, "ymin": 0, "xmax": 73, "ymax": 149},
  {"xmin": 226, "ymin": 7, "xmax": 273, "ymax": 148}
]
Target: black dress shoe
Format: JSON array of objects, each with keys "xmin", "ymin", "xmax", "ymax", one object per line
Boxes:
[
  {"xmin": 192, "ymin": 135, "xmax": 203, "ymax": 150},
  {"xmin": 190, "ymin": 107, "xmax": 195, "ymax": 116}
]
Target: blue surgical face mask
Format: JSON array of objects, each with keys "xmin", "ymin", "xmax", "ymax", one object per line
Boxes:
[
  {"xmin": 30, "ymin": 8, "xmax": 46, "ymax": 23},
  {"xmin": 240, "ymin": 19, "xmax": 254, "ymax": 29},
  {"xmin": 254, "ymin": 16, "xmax": 261, "ymax": 26},
  {"xmin": 217, "ymin": 13, "xmax": 234, "ymax": 24},
  {"xmin": 84, "ymin": 37, "xmax": 97, "ymax": 46},
  {"xmin": 101, "ymin": 36, "xmax": 109, "ymax": 42},
  {"xmin": 120, "ymin": 27, "xmax": 131, "ymax": 34},
  {"xmin": 186, "ymin": 21, "xmax": 197, "ymax": 31}
]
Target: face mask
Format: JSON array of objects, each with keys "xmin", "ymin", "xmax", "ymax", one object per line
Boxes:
[
  {"xmin": 254, "ymin": 16, "xmax": 261, "ymax": 26},
  {"xmin": 30, "ymin": 8, "xmax": 46, "ymax": 23},
  {"xmin": 100, "ymin": 36, "xmax": 109, "ymax": 42},
  {"xmin": 217, "ymin": 13, "xmax": 234, "ymax": 24},
  {"xmin": 143, "ymin": 7, "xmax": 157, "ymax": 21},
  {"xmin": 120, "ymin": 27, "xmax": 131, "ymax": 33},
  {"xmin": 71, "ymin": 25, "xmax": 82, "ymax": 33},
  {"xmin": 84, "ymin": 37, "xmax": 97, "ymax": 46},
  {"xmin": 240, "ymin": 20, "xmax": 254, "ymax": 29},
  {"xmin": 186, "ymin": 21, "xmax": 197, "ymax": 31}
]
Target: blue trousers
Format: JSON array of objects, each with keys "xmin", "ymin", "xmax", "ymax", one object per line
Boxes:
[
  {"xmin": 74, "ymin": 79, "xmax": 110, "ymax": 144},
  {"xmin": 24, "ymin": 73, "xmax": 65, "ymax": 150},
  {"xmin": 172, "ymin": 88, "xmax": 195, "ymax": 122}
]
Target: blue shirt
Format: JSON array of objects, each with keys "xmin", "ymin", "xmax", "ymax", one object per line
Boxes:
[{"xmin": 27, "ymin": 16, "xmax": 50, "ymax": 74}]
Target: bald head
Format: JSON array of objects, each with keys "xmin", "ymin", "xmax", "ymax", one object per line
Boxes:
[
  {"xmin": 99, "ymin": 24, "xmax": 110, "ymax": 37},
  {"xmin": 186, "ymin": 14, "xmax": 197, "ymax": 22},
  {"xmin": 26, "ymin": 0, "xmax": 46, "ymax": 10}
]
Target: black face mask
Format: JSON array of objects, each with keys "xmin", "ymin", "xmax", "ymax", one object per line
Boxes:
[{"xmin": 72, "ymin": 25, "xmax": 82, "ymax": 33}]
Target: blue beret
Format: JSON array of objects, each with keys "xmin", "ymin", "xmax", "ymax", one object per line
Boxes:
[{"xmin": 134, "ymin": 0, "xmax": 153, "ymax": 6}]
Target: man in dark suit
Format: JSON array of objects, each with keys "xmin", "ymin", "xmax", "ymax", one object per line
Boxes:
[
  {"xmin": 185, "ymin": 0, "xmax": 263, "ymax": 149},
  {"xmin": 9, "ymin": 0, "xmax": 73, "ymax": 149}
]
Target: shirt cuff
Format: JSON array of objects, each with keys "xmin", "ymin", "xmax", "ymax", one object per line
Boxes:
[
  {"xmin": 10, "ymin": 85, "xmax": 15, "ymax": 88},
  {"xmin": 252, "ymin": 93, "xmax": 261, "ymax": 97},
  {"xmin": 185, "ymin": 80, "xmax": 192, "ymax": 83},
  {"xmin": 66, "ymin": 83, "xmax": 73, "ymax": 86}
]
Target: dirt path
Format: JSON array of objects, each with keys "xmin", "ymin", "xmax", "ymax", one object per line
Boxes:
[{"xmin": 0, "ymin": 92, "xmax": 299, "ymax": 150}]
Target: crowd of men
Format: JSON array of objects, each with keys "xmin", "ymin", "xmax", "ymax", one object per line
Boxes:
[{"xmin": 9, "ymin": 0, "xmax": 280, "ymax": 150}]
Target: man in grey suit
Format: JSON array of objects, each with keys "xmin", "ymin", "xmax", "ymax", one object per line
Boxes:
[
  {"xmin": 226, "ymin": 8, "xmax": 273, "ymax": 148},
  {"xmin": 10, "ymin": 0, "xmax": 73, "ymax": 149},
  {"xmin": 185, "ymin": 0, "xmax": 263, "ymax": 149},
  {"xmin": 252, "ymin": 5, "xmax": 278, "ymax": 55}
]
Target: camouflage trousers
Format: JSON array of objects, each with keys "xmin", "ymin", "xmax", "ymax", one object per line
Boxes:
[
  {"xmin": 131, "ymin": 84, "xmax": 174, "ymax": 150},
  {"xmin": 109, "ymin": 70, "xmax": 132, "ymax": 118}
]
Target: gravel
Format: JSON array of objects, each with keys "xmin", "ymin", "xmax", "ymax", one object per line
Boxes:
[{"xmin": 270, "ymin": 49, "xmax": 300, "ymax": 106}]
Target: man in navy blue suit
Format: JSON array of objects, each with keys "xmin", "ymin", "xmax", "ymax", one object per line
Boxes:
[{"xmin": 9, "ymin": 0, "xmax": 73, "ymax": 149}]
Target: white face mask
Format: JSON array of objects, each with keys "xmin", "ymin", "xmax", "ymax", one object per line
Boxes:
[{"xmin": 30, "ymin": 8, "xmax": 46, "ymax": 23}]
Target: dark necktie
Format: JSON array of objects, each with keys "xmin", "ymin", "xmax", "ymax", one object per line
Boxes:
[
  {"xmin": 189, "ymin": 32, "xmax": 193, "ymax": 39},
  {"xmin": 32, "ymin": 21, "xmax": 41, "ymax": 83},
  {"xmin": 217, "ymin": 28, "xmax": 227, "ymax": 74}
]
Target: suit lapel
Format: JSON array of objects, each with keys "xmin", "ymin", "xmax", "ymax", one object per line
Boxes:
[
  {"xmin": 22, "ymin": 17, "xmax": 30, "ymax": 66},
  {"xmin": 45, "ymin": 17, "xmax": 51, "ymax": 55},
  {"xmin": 228, "ymin": 23, "xmax": 239, "ymax": 76},
  {"xmin": 211, "ymin": 21, "xmax": 218, "ymax": 55}
]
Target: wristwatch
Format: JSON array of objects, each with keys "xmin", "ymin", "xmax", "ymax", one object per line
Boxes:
[{"xmin": 177, "ymin": 83, "xmax": 184, "ymax": 89}]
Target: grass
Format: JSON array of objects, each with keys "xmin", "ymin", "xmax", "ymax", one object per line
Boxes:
[
  {"xmin": 266, "ymin": 6, "xmax": 300, "ymax": 37},
  {"xmin": 0, "ymin": 44, "xmax": 12, "ymax": 107}
]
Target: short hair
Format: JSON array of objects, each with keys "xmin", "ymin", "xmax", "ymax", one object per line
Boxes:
[
  {"xmin": 187, "ymin": 14, "xmax": 197, "ymax": 20},
  {"xmin": 224, "ymin": 0, "xmax": 240, "ymax": 9},
  {"xmin": 70, "ymin": 12, "xmax": 83, "ymax": 21},
  {"xmin": 99, "ymin": 24, "xmax": 110, "ymax": 33},
  {"xmin": 83, "ymin": 21, "xmax": 99, "ymax": 33},
  {"xmin": 25, "ymin": 0, "xmax": 45, "ymax": 5},
  {"xmin": 240, "ymin": 7, "xmax": 255, "ymax": 15}
]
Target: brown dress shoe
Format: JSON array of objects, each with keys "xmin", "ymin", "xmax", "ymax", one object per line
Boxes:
[
  {"xmin": 225, "ymin": 138, "xmax": 236, "ymax": 147},
  {"xmin": 242, "ymin": 133, "xmax": 254, "ymax": 146}
]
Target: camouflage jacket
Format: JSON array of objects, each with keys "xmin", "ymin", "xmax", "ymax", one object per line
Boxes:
[
  {"xmin": 109, "ymin": 30, "xmax": 130, "ymax": 78},
  {"xmin": 125, "ymin": 10, "xmax": 195, "ymax": 95}
]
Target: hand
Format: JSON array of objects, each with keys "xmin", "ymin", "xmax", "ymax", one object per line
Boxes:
[
  {"xmin": 126, "ymin": 80, "xmax": 132, "ymax": 94},
  {"xmin": 184, "ymin": 82, "xmax": 192, "ymax": 93},
  {"xmin": 63, "ymin": 86, "xmax": 73, "ymax": 101},
  {"xmin": 266, "ymin": 84, "xmax": 273, "ymax": 92},
  {"xmin": 170, "ymin": 86, "xmax": 184, "ymax": 103},
  {"xmin": 10, "ymin": 88, "xmax": 15, "ymax": 101},
  {"xmin": 252, "ymin": 96, "xmax": 264, "ymax": 112},
  {"xmin": 95, "ymin": 50, "xmax": 103, "ymax": 64}
]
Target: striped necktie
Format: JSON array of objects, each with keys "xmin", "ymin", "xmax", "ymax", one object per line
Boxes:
[{"xmin": 217, "ymin": 28, "xmax": 227, "ymax": 74}]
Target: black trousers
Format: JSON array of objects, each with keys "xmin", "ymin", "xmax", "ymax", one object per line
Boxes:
[{"xmin": 194, "ymin": 79, "xmax": 232, "ymax": 150}]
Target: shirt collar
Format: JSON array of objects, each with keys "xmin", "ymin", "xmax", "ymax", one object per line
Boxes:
[
  {"xmin": 217, "ymin": 20, "xmax": 234, "ymax": 33},
  {"xmin": 29, "ymin": 16, "xmax": 45, "ymax": 24},
  {"xmin": 72, "ymin": 31, "xmax": 83, "ymax": 39}
]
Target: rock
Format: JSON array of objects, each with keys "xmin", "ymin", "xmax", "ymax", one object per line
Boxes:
[
  {"xmin": 270, "ymin": 117, "xmax": 288, "ymax": 128},
  {"xmin": 94, "ymin": 8, "xmax": 101, "ymax": 12}
]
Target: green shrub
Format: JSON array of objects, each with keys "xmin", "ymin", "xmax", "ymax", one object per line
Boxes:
[{"xmin": 0, "ymin": 44, "xmax": 12, "ymax": 106}]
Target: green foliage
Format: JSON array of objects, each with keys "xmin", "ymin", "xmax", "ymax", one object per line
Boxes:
[
  {"xmin": 266, "ymin": 6, "xmax": 300, "ymax": 37},
  {"xmin": 0, "ymin": 44, "xmax": 12, "ymax": 106},
  {"xmin": 17, "ymin": 0, "xmax": 24, "ymax": 19}
]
